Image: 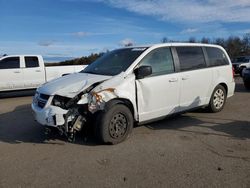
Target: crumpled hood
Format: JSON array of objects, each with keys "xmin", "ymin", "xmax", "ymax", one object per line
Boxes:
[{"xmin": 37, "ymin": 73, "xmax": 111, "ymax": 97}]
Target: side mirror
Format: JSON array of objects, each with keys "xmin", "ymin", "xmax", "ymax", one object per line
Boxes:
[{"xmin": 134, "ymin": 66, "xmax": 152, "ymax": 79}]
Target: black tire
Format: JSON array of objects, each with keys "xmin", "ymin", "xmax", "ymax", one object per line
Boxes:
[
  {"xmin": 244, "ymin": 80, "xmax": 250, "ymax": 90},
  {"xmin": 240, "ymin": 69, "xmax": 243, "ymax": 77},
  {"xmin": 207, "ymin": 85, "xmax": 227, "ymax": 113},
  {"xmin": 240, "ymin": 67, "xmax": 246, "ymax": 77},
  {"xmin": 95, "ymin": 103, "xmax": 133, "ymax": 144}
]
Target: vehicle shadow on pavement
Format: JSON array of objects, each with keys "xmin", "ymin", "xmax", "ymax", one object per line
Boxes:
[
  {"xmin": 0, "ymin": 103, "xmax": 249, "ymax": 146},
  {"xmin": 0, "ymin": 104, "xmax": 99, "ymax": 145},
  {"xmin": 145, "ymin": 113, "xmax": 250, "ymax": 140},
  {"xmin": 142, "ymin": 92, "xmax": 250, "ymax": 140},
  {"xmin": 235, "ymin": 82, "xmax": 250, "ymax": 93}
]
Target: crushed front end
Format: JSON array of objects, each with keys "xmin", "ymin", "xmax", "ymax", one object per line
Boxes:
[
  {"xmin": 32, "ymin": 72, "xmax": 137, "ymax": 142},
  {"xmin": 32, "ymin": 86, "xmax": 96, "ymax": 142}
]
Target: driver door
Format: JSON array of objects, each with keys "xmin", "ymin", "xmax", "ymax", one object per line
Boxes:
[
  {"xmin": 135, "ymin": 47, "xmax": 180, "ymax": 122},
  {"xmin": 0, "ymin": 56, "xmax": 24, "ymax": 91}
]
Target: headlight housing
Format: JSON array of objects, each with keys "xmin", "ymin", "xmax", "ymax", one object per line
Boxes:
[{"xmin": 52, "ymin": 95, "xmax": 71, "ymax": 109}]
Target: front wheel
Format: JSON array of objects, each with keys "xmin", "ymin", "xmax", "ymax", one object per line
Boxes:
[
  {"xmin": 95, "ymin": 103, "xmax": 134, "ymax": 144},
  {"xmin": 207, "ymin": 85, "xmax": 227, "ymax": 113}
]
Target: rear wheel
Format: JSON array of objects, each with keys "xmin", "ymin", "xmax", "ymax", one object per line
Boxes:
[
  {"xmin": 208, "ymin": 85, "xmax": 227, "ymax": 113},
  {"xmin": 95, "ymin": 103, "xmax": 133, "ymax": 144}
]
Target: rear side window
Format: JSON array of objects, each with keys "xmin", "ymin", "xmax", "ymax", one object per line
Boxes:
[
  {"xmin": 206, "ymin": 47, "xmax": 229, "ymax": 67},
  {"xmin": 139, "ymin": 47, "xmax": 175, "ymax": 76},
  {"xmin": 176, "ymin": 47, "xmax": 206, "ymax": 71},
  {"xmin": 25, "ymin": 56, "xmax": 39, "ymax": 68},
  {"xmin": 0, "ymin": 57, "xmax": 20, "ymax": 69}
]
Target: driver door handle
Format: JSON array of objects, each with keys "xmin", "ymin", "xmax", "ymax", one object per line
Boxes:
[{"xmin": 169, "ymin": 78, "xmax": 178, "ymax": 82}]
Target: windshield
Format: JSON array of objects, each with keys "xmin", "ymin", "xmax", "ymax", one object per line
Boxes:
[
  {"xmin": 81, "ymin": 47, "xmax": 147, "ymax": 76},
  {"xmin": 233, "ymin": 57, "xmax": 250, "ymax": 63}
]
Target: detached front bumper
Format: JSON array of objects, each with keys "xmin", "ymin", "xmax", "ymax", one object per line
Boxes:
[{"xmin": 32, "ymin": 102, "xmax": 68, "ymax": 127}]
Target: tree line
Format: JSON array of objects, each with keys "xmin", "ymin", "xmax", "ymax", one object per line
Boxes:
[
  {"xmin": 45, "ymin": 52, "xmax": 104, "ymax": 66},
  {"xmin": 162, "ymin": 33, "xmax": 250, "ymax": 59}
]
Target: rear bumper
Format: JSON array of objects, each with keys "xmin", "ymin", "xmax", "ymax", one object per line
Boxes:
[{"xmin": 227, "ymin": 81, "xmax": 235, "ymax": 98}]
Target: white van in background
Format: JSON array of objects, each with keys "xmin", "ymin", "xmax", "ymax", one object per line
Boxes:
[
  {"xmin": 0, "ymin": 55, "xmax": 86, "ymax": 92},
  {"xmin": 32, "ymin": 43, "xmax": 235, "ymax": 144}
]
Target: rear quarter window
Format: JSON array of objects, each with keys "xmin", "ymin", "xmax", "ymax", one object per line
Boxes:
[
  {"xmin": 176, "ymin": 47, "xmax": 206, "ymax": 71},
  {"xmin": 206, "ymin": 47, "xmax": 229, "ymax": 67}
]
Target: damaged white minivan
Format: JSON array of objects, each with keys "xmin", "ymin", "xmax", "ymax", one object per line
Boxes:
[{"xmin": 32, "ymin": 43, "xmax": 235, "ymax": 144}]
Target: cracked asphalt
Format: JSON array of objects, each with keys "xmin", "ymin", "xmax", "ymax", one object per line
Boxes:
[{"xmin": 0, "ymin": 77, "xmax": 249, "ymax": 188}]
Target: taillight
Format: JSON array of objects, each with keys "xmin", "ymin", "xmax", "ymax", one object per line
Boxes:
[{"xmin": 232, "ymin": 66, "xmax": 235, "ymax": 81}]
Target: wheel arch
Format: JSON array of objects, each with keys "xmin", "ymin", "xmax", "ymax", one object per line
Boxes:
[
  {"xmin": 104, "ymin": 98, "xmax": 136, "ymax": 121},
  {"xmin": 218, "ymin": 82, "xmax": 228, "ymax": 95}
]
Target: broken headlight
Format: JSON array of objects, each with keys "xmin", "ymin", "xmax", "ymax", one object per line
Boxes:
[{"xmin": 52, "ymin": 95, "xmax": 71, "ymax": 109}]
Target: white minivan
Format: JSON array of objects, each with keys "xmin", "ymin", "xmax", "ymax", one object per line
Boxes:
[{"xmin": 32, "ymin": 43, "xmax": 235, "ymax": 144}]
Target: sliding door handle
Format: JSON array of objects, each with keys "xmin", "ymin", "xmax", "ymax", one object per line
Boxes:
[{"xmin": 182, "ymin": 76, "xmax": 190, "ymax": 80}]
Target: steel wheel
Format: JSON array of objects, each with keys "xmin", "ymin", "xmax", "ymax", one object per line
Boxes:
[
  {"xmin": 109, "ymin": 113, "xmax": 128, "ymax": 139},
  {"xmin": 95, "ymin": 102, "xmax": 133, "ymax": 144}
]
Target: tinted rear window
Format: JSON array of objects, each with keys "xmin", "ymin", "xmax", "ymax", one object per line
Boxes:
[
  {"xmin": 206, "ymin": 47, "xmax": 229, "ymax": 67},
  {"xmin": 25, "ymin": 56, "xmax": 39, "ymax": 68},
  {"xmin": 176, "ymin": 47, "xmax": 206, "ymax": 71},
  {"xmin": 0, "ymin": 57, "xmax": 20, "ymax": 69}
]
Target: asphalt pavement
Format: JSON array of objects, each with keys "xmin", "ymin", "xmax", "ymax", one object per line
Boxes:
[{"xmin": 0, "ymin": 77, "xmax": 249, "ymax": 188}]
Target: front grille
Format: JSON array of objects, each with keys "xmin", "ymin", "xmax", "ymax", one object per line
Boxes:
[
  {"xmin": 40, "ymin": 93, "xmax": 50, "ymax": 100},
  {"xmin": 38, "ymin": 100, "xmax": 47, "ymax": 108}
]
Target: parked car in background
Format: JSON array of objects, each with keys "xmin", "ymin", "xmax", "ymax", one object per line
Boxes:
[
  {"xmin": 0, "ymin": 55, "xmax": 87, "ymax": 92},
  {"xmin": 242, "ymin": 68, "xmax": 250, "ymax": 89},
  {"xmin": 32, "ymin": 43, "xmax": 235, "ymax": 144},
  {"xmin": 232, "ymin": 56, "xmax": 250, "ymax": 76}
]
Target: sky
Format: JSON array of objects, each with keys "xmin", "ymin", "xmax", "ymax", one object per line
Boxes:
[{"xmin": 1, "ymin": 0, "xmax": 250, "ymax": 62}]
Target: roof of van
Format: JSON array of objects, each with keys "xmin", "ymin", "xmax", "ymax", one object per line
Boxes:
[{"xmin": 128, "ymin": 42, "xmax": 223, "ymax": 49}]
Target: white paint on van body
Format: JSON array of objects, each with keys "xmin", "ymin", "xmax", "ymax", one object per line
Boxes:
[{"xmin": 32, "ymin": 43, "xmax": 235, "ymax": 126}]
